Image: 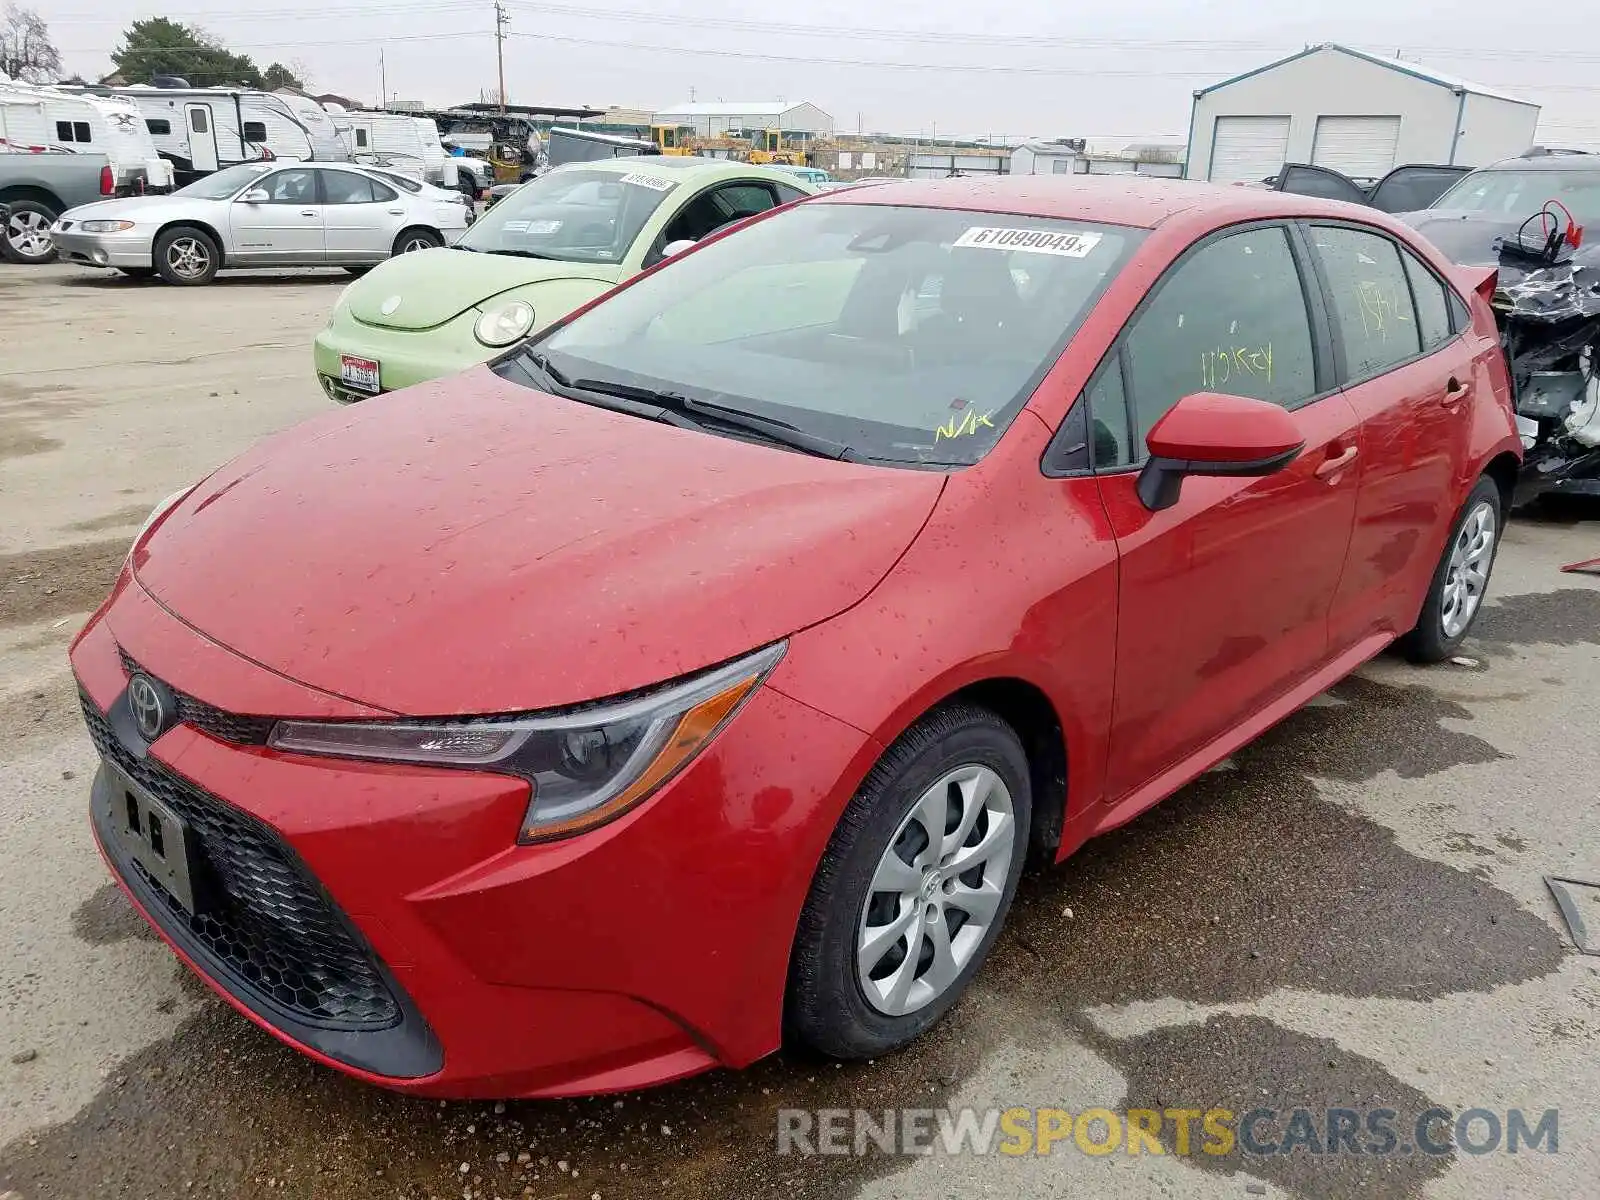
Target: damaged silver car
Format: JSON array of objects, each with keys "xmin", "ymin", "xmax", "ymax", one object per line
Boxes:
[{"xmin": 1399, "ymin": 151, "xmax": 1600, "ymax": 508}]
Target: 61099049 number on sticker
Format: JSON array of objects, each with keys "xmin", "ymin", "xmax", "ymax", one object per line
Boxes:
[{"xmin": 953, "ymin": 227, "xmax": 1103, "ymax": 257}]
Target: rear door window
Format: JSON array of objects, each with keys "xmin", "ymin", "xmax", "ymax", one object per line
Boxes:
[
  {"xmin": 1401, "ymin": 250, "xmax": 1454, "ymax": 350},
  {"xmin": 1310, "ymin": 225, "xmax": 1422, "ymax": 379}
]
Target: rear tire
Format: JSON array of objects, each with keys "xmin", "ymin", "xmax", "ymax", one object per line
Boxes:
[
  {"xmin": 2, "ymin": 199, "xmax": 61, "ymax": 265},
  {"xmin": 392, "ymin": 227, "xmax": 442, "ymax": 256},
  {"xmin": 1399, "ymin": 475, "xmax": 1503, "ymax": 663},
  {"xmin": 154, "ymin": 226, "xmax": 220, "ymax": 286},
  {"xmin": 786, "ymin": 704, "xmax": 1031, "ymax": 1060}
]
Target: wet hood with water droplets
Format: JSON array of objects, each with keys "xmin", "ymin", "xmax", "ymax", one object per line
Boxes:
[{"xmin": 130, "ymin": 369, "xmax": 944, "ymax": 715}]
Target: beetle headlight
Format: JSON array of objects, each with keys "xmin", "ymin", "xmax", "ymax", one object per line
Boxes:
[
  {"xmin": 268, "ymin": 642, "xmax": 785, "ymax": 843},
  {"xmin": 473, "ymin": 299, "xmax": 535, "ymax": 347}
]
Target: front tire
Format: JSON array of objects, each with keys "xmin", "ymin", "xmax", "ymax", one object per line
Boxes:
[
  {"xmin": 154, "ymin": 226, "xmax": 220, "ymax": 285},
  {"xmin": 786, "ymin": 704, "xmax": 1031, "ymax": 1059},
  {"xmin": 2, "ymin": 199, "xmax": 61, "ymax": 264},
  {"xmin": 1399, "ymin": 476, "xmax": 1503, "ymax": 662}
]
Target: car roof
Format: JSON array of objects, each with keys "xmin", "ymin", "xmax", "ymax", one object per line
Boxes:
[
  {"xmin": 576, "ymin": 156, "xmax": 803, "ymax": 184},
  {"xmin": 812, "ymin": 173, "xmax": 1427, "ymax": 230},
  {"xmin": 1474, "ymin": 154, "xmax": 1600, "ymax": 173}
]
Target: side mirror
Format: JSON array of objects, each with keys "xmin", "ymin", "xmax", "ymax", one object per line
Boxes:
[
  {"xmin": 240, "ymin": 188, "xmax": 270, "ymax": 204},
  {"xmin": 1136, "ymin": 392, "xmax": 1305, "ymax": 512},
  {"xmin": 661, "ymin": 239, "xmax": 697, "ymax": 258}
]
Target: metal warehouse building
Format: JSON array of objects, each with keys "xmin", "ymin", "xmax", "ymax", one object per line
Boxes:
[
  {"xmin": 1186, "ymin": 43, "xmax": 1540, "ymax": 182},
  {"xmin": 652, "ymin": 101, "xmax": 834, "ymax": 138}
]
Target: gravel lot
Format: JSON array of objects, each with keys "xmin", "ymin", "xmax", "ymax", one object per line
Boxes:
[{"xmin": 1, "ymin": 261, "xmax": 1597, "ymax": 1200}]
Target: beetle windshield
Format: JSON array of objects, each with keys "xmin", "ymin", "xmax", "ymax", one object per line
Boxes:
[
  {"xmin": 514, "ymin": 201, "xmax": 1142, "ymax": 466},
  {"xmin": 456, "ymin": 167, "xmax": 678, "ymax": 263}
]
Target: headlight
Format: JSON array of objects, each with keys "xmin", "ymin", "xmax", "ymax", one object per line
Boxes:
[
  {"xmin": 473, "ymin": 299, "xmax": 535, "ymax": 346},
  {"xmin": 268, "ymin": 642, "xmax": 785, "ymax": 843},
  {"xmin": 82, "ymin": 220, "xmax": 135, "ymax": 233}
]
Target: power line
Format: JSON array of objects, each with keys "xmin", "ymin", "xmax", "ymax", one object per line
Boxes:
[
  {"xmin": 501, "ymin": 2, "xmax": 1600, "ymax": 65},
  {"xmin": 63, "ymin": 30, "xmax": 489, "ymax": 58},
  {"xmin": 506, "ymin": 31, "xmax": 1225, "ymax": 78}
]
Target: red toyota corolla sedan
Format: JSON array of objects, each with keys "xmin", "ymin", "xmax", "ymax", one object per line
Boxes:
[{"xmin": 72, "ymin": 176, "xmax": 1520, "ymax": 1098}]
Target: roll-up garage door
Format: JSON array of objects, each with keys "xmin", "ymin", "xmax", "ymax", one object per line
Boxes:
[
  {"xmin": 1311, "ymin": 116, "xmax": 1402, "ymax": 179},
  {"xmin": 1207, "ymin": 116, "xmax": 1290, "ymax": 182}
]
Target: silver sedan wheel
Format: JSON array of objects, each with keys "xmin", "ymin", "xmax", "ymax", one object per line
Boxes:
[
  {"xmin": 398, "ymin": 234, "xmax": 436, "ymax": 254},
  {"xmin": 164, "ymin": 236, "xmax": 212, "ymax": 281},
  {"xmin": 6, "ymin": 209, "xmax": 52, "ymax": 259},
  {"xmin": 1441, "ymin": 499, "xmax": 1496, "ymax": 639},
  {"xmin": 857, "ymin": 765, "xmax": 1016, "ymax": 1017}
]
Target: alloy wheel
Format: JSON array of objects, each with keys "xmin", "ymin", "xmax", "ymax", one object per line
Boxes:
[
  {"xmin": 1441, "ymin": 499, "xmax": 1496, "ymax": 639},
  {"xmin": 400, "ymin": 236, "xmax": 434, "ymax": 253},
  {"xmin": 165, "ymin": 237, "xmax": 210, "ymax": 280},
  {"xmin": 7, "ymin": 210, "xmax": 52, "ymax": 259},
  {"xmin": 856, "ymin": 764, "xmax": 1016, "ymax": 1017}
]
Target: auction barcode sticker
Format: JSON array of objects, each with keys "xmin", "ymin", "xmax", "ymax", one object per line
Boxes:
[
  {"xmin": 619, "ymin": 172, "xmax": 675, "ymax": 191},
  {"xmin": 953, "ymin": 227, "xmax": 1102, "ymax": 257}
]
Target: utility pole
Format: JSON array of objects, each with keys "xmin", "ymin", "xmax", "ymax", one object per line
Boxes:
[
  {"xmin": 494, "ymin": 0, "xmax": 509, "ymax": 113},
  {"xmin": 378, "ymin": 48, "xmax": 386, "ymax": 110}
]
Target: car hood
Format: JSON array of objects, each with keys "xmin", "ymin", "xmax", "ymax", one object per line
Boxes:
[
  {"xmin": 61, "ymin": 195, "xmax": 202, "ymax": 223},
  {"xmin": 343, "ymin": 247, "xmax": 621, "ymax": 330},
  {"xmin": 132, "ymin": 369, "xmax": 945, "ymax": 715},
  {"xmin": 1396, "ymin": 208, "xmax": 1599, "ymax": 271}
]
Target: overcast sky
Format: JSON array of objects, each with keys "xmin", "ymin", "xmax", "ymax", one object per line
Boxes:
[{"xmin": 33, "ymin": 1, "xmax": 1600, "ymax": 149}]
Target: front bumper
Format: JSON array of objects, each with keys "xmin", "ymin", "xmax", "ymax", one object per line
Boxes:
[
  {"xmin": 312, "ymin": 307, "xmax": 491, "ymax": 401},
  {"xmin": 50, "ymin": 228, "xmax": 153, "ymax": 269},
  {"xmin": 71, "ymin": 575, "xmax": 875, "ymax": 1097}
]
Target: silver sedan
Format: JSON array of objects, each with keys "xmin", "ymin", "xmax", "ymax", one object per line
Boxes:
[{"xmin": 49, "ymin": 161, "xmax": 472, "ymax": 285}]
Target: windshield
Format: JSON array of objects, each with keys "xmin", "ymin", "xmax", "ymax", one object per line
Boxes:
[
  {"xmin": 1431, "ymin": 168, "xmax": 1600, "ymax": 222},
  {"xmin": 518, "ymin": 203, "xmax": 1142, "ymax": 466},
  {"xmin": 173, "ymin": 162, "xmax": 273, "ymax": 200},
  {"xmin": 456, "ymin": 167, "xmax": 677, "ymax": 262}
]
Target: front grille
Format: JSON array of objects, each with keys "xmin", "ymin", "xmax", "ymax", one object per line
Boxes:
[
  {"xmin": 117, "ymin": 649, "xmax": 275, "ymax": 745},
  {"xmin": 83, "ymin": 696, "xmax": 400, "ymax": 1030}
]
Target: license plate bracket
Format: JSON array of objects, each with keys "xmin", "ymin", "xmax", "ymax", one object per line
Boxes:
[
  {"xmin": 339, "ymin": 354, "xmax": 381, "ymax": 395},
  {"xmin": 106, "ymin": 766, "xmax": 205, "ymax": 915}
]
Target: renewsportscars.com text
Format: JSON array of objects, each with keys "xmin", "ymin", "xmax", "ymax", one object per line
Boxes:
[{"xmin": 776, "ymin": 1106, "xmax": 1559, "ymax": 1158}]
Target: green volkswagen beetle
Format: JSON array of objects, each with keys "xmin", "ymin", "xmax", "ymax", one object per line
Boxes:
[{"xmin": 313, "ymin": 157, "xmax": 816, "ymax": 401}]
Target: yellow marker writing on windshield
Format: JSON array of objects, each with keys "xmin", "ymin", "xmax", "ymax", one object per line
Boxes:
[{"xmin": 935, "ymin": 409, "xmax": 997, "ymax": 441}]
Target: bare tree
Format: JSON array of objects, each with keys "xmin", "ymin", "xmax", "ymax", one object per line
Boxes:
[{"xmin": 0, "ymin": 4, "xmax": 62, "ymax": 83}]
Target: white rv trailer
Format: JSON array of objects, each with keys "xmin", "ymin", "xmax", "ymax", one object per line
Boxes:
[
  {"xmin": 337, "ymin": 110, "xmax": 444, "ymax": 182},
  {"xmin": 272, "ymin": 90, "xmax": 352, "ymax": 162},
  {"xmin": 113, "ymin": 86, "xmax": 339, "ymax": 183},
  {"xmin": 0, "ymin": 83, "xmax": 173, "ymax": 192}
]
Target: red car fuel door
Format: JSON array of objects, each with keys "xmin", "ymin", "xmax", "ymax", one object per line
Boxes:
[{"xmin": 1076, "ymin": 222, "xmax": 1363, "ymax": 803}]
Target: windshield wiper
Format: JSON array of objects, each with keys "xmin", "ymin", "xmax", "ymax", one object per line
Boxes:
[
  {"xmin": 484, "ymin": 248, "xmax": 554, "ymax": 260},
  {"xmin": 569, "ymin": 377, "xmax": 860, "ymax": 461},
  {"xmin": 518, "ymin": 355, "xmax": 700, "ymax": 431}
]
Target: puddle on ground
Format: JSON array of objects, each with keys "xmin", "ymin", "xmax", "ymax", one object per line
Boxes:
[
  {"xmin": 6, "ymin": 675, "xmax": 1564, "ymax": 1199},
  {"xmin": 1471, "ymin": 589, "xmax": 1600, "ymax": 649},
  {"xmin": 0, "ymin": 537, "xmax": 126, "ymax": 628},
  {"xmin": 1081, "ymin": 1013, "xmax": 1453, "ymax": 1200},
  {"xmin": 70, "ymin": 885, "xmax": 158, "ymax": 947}
]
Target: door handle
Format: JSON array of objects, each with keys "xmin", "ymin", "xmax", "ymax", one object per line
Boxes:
[
  {"xmin": 387, "ymin": 208, "xmax": 404, "ymax": 215},
  {"xmin": 1314, "ymin": 445, "xmax": 1359, "ymax": 479},
  {"xmin": 1444, "ymin": 375, "xmax": 1472, "ymax": 405},
  {"xmin": 300, "ymin": 209, "xmax": 318, "ymax": 217}
]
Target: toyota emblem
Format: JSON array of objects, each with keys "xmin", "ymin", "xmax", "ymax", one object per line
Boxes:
[{"xmin": 127, "ymin": 673, "xmax": 172, "ymax": 742}]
